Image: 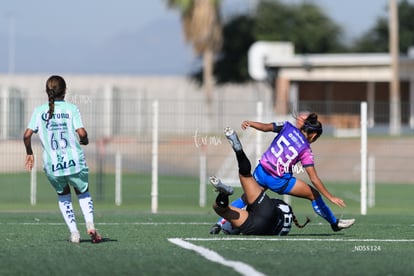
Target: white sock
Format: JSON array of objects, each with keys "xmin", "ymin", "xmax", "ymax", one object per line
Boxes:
[
  {"xmin": 78, "ymin": 191, "xmax": 95, "ymax": 227},
  {"xmin": 58, "ymin": 194, "xmax": 78, "ymax": 233}
]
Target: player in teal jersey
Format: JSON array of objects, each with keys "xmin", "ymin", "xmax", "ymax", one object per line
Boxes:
[{"xmin": 23, "ymin": 75, "xmax": 102, "ymax": 243}]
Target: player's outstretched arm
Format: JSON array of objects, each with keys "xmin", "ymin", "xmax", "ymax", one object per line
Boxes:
[
  {"xmin": 241, "ymin": 120, "xmax": 274, "ymax": 132},
  {"xmin": 305, "ymin": 166, "xmax": 346, "ymax": 208}
]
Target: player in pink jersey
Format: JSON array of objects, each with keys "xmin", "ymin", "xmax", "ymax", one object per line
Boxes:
[{"xmin": 211, "ymin": 112, "xmax": 355, "ymax": 234}]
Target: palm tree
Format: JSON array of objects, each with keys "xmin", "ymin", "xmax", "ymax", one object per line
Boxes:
[{"xmin": 167, "ymin": 0, "xmax": 223, "ymax": 105}]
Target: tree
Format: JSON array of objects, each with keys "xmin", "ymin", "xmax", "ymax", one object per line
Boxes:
[
  {"xmin": 352, "ymin": 0, "xmax": 414, "ymax": 53},
  {"xmin": 193, "ymin": 15, "xmax": 256, "ymax": 84},
  {"xmin": 350, "ymin": 0, "xmax": 414, "ymax": 135},
  {"xmin": 194, "ymin": 0, "xmax": 346, "ymax": 84},
  {"xmin": 167, "ymin": 0, "xmax": 223, "ymax": 104},
  {"xmin": 253, "ymin": 1, "xmax": 345, "ymax": 54}
]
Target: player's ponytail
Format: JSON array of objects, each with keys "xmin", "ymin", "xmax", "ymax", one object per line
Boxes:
[
  {"xmin": 293, "ymin": 214, "xmax": 310, "ymax": 228},
  {"xmin": 47, "ymin": 91, "xmax": 55, "ymax": 121},
  {"xmin": 301, "ymin": 112, "xmax": 323, "ymax": 141},
  {"xmin": 45, "ymin": 75, "xmax": 66, "ymax": 121}
]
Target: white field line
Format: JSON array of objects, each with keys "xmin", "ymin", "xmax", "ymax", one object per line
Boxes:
[
  {"xmin": 183, "ymin": 237, "xmax": 414, "ymax": 242},
  {"xmin": 168, "ymin": 236, "xmax": 414, "ymax": 276},
  {"xmin": 0, "ymin": 222, "xmax": 212, "ymax": 225},
  {"xmin": 3, "ymin": 221, "xmax": 414, "ymax": 227},
  {"xmin": 168, "ymin": 238, "xmax": 265, "ymax": 276}
]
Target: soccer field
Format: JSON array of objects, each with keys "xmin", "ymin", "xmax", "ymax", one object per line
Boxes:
[
  {"xmin": 1, "ymin": 173, "xmax": 414, "ymax": 275},
  {"xmin": 1, "ymin": 212, "xmax": 414, "ymax": 276}
]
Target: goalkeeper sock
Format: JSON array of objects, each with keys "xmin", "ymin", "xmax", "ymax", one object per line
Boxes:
[
  {"xmin": 77, "ymin": 191, "xmax": 95, "ymax": 225},
  {"xmin": 216, "ymin": 197, "xmax": 246, "ymax": 225},
  {"xmin": 311, "ymin": 196, "xmax": 337, "ymax": 225},
  {"xmin": 58, "ymin": 194, "xmax": 78, "ymax": 233}
]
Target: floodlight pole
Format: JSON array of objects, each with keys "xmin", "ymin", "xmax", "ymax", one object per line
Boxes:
[
  {"xmin": 389, "ymin": 0, "xmax": 401, "ymax": 135},
  {"xmin": 360, "ymin": 102, "xmax": 367, "ymax": 215},
  {"xmin": 115, "ymin": 152, "xmax": 122, "ymax": 206},
  {"xmin": 151, "ymin": 101, "xmax": 159, "ymax": 214}
]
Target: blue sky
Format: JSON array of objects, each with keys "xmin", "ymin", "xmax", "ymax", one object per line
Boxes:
[{"xmin": 0, "ymin": 0, "xmax": 404, "ymax": 75}]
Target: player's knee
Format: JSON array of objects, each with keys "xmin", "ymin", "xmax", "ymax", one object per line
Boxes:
[
  {"xmin": 57, "ymin": 185, "xmax": 71, "ymax": 195},
  {"xmin": 310, "ymin": 188, "xmax": 321, "ymax": 200},
  {"xmin": 239, "ymin": 170, "xmax": 252, "ymax": 177},
  {"xmin": 238, "ymin": 160, "xmax": 252, "ymax": 176},
  {"xmin": 213, "ymin": 204, "xmax": 226, "ymax": 216}
]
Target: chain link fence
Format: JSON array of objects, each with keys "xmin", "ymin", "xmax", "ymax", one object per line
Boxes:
[{"xmin": 1, "ymin": 78, "xmax": 414, "ymax": 186}]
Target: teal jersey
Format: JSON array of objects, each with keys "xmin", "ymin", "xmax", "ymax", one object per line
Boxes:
[{"xmin": 27, "ymin": 100, "xmax": 87, "ymax": 176}]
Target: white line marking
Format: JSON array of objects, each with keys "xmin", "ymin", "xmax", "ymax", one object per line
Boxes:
[
  {"xmin": 0, "ymin": 222, "xmax": 211, "ymax": 226},
  {"xmin": 168, "ymin": 238, "xmax": 266, "ymax": 276},
  {"xmin": 183, "ymin": 237, "xmax": 414, "ymax": 242},
  {"xmin": 2, "ymin": 221, "xmax": 413, "ymax": 227}
]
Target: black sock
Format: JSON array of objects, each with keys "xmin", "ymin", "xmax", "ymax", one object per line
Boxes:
[
  {"xmin": 216, "ymin": 193, "xmax": 229, "ymax": 208},
  {"xmin": 235, "ymin": 150, "xmax": 252, "ymax": 177}
]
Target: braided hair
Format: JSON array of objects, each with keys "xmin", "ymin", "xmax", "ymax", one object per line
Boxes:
[
  {"xmin": 300, "ymin": 112, "xmax": 323, "ymax": 141},
  {"xmin": 293, "ymin": 214, "xmax": 310, "ymax": 228},
  {"xmin": 46, "ymin": 75, "xmax": 66, "ymax": 121}
]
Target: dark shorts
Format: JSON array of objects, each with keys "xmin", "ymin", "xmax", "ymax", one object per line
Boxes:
[{"xmin": 239, "ymin": 191, "xmax": 283, "ymax": 235}]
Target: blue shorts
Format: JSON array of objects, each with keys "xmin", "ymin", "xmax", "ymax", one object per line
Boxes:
[
  {"xmin": 253, "ymin": 163, "xmax": 296, "ymax": 194},
  {"xmin": 45, "ymin": 167, "xmax": 89, "ymax": 194}
]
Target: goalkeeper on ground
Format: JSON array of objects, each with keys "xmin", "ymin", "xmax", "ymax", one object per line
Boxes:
[{"xmin": 209, "ymin": 127, "xmax": 309, "ymax": 235}]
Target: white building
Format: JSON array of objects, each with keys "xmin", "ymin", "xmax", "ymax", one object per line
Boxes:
[{"xmin": 248, "ymin": 41, "xmax": 414, "ymax": 131}]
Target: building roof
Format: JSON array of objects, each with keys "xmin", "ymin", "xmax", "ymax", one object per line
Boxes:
[{"xmin": 248, "ymin": 41, "xmax": 414, "ymax": 82}]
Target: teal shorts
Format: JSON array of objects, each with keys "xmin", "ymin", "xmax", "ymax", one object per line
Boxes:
[{"xmin": 46, "ymin": 167, "xmax": 89, "ymax": 194}]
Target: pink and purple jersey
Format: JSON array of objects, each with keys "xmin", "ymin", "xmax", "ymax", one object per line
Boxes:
[{"xmin": 259, "ymin": 122, "xmax": 314, "ymax": 177}]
